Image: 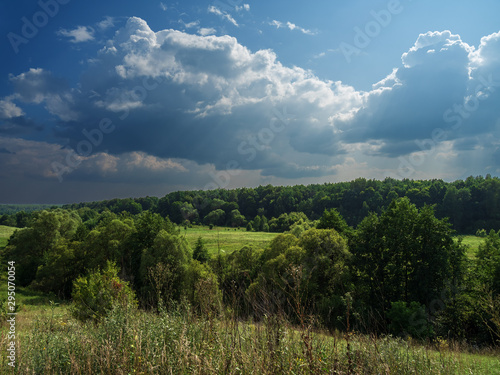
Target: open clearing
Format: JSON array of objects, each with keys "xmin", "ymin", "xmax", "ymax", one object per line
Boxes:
[
  {"xmin": 183, "ymin": 226, "xmax": 278, "ymax": 254},
  {"xmin": 0, "ymin": 225, "xmax": 16, "ymax": 248},
  {"xmin": 455, "ymin": 235, "xmax": 484, "ymax": 258}
]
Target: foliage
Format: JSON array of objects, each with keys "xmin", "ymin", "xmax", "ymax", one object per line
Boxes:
[
  {"xmin": 71, "ymin": 261, "xmax": 137, "ymax": 322},
  {"xmin": 353, "ymin": 198, "xmax": 467, "ymax": 336},
  {"xmin": 10, "ymin": 302, "xmax": 500, "ymax": 374},
  {"xmin": 193, "ymin": 236, "xmax": 210, "ymax": 263},
  {"xmin": 2, "ymin": 210, "xmax": 82, "ymax": 287},
  {"xmin": 387, "ymin": 301, "xmax": 434, "ymax": 339},
  {"xmin": 139, "ymin": 229, "xmax": 191, "ymax": 306},
  {"xmin": 316, "ymin": 208, "xmax": 352, "ymax": 238}
]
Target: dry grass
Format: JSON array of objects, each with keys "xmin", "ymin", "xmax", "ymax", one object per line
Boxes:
[{"xmin": 1, "ymin": 303, "xmax": 499, "ymax": 374}]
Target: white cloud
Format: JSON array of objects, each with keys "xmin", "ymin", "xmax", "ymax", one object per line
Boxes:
[
  {"xmin": 8, "ymin": 68, "xmax": 78, "ymax": 121},
  {"xmin": 97, "ymin": 16, "xmax": 115, "ymax": 31},
  {"xmin": 179, "ymin": 20, "xmax": 200, "ymax": 29},
  {"xmin": 208, "ymin": 6, "xmax": 239, "ymax": 27},
  {"xmin": 57, "ymin": 26, "xmax": 95, "ymax": 43},
  {"xmin": 198, "ymin": 27, "xmax": 217, "ymax": 36},
  {"xmin": 269, "ymin": 19, "xmax": 316, "ymax": 35},
  {"xmin": 5, "ymin": 19, "xmax": 500, "ymax": 186},
  {"xmin": 43, "ymin": 17, "xmax": 363, "ymax": 180},
  {"xmin": 0, "ymin": 98, "xmax": 24, "ymax": 119},
  {"xmin": 236, "ymin": 4, "xmax": 250, "ymax": 12}
]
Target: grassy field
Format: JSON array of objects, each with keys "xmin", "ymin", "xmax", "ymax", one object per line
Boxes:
[
  {"xmin": 183, "ymin": 226, "xmax": 278, "ymax": 254},
  {"xmin": 455, "ymin": 235, "xmax": 485, "ymax": 259},
  {"xmin": 1, "ymin": 224, "xmax": 277, "ymax": 254},
  {"xmin": 1, "ymin": 300, "xmax": 499, "ymax": 374},
  {"xmin": 0, "ymin": 225, "xmax": 16, "ymax": 249}
]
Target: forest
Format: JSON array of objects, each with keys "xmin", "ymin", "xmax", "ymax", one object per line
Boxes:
[{"xmin": 51, "ymin": 174, "xmax": 500, "ymax": 234}]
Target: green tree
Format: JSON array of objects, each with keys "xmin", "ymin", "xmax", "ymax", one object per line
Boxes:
[
  {"xmin": 193, "ymin": 236, "xmax": 209, "ymax": 263},
  {"xmin": 3, "ymin": 210, "xmax": 81, "ymax": 286},
  {"xmin": 203, "ymin": 209, "xmax": 225, "ymax": 226},
  {"xmin": 229, "ymin": 209, "xmax": 246, "ymax": 227},
  {"xmin": 71, "ymin": 261, "xmax": 137, "ymax": 322},
  {"xmin": 140, "ymin": 229, "xmax": 191, "ymax": 306},
  {"xmin": 475, "ymin": 230, "xmax": 500, "ymax": 295},
  {"xmin": 353, "ymin": 198, "xmax": 465, "ymax": 319},
  {"xmin": 316, "ymin": 208, "xmax": 352, "ymax": 238}
]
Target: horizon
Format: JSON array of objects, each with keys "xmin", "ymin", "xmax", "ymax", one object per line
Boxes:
[{"xmin": 0, "ymin": 174, "xmax": 495, "ymax": 206}]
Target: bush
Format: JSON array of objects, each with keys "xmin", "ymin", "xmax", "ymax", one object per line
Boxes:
[
  {"xmin": 387, "ymin": 301, "xmax": 434, "ymax": 339},
  {"xmin": 476, "ymin": 229, "xmax": 487, "ymax": 237},
  {"xmin": 193, "ymin": 236, "xmax": 209, "ymax": 263},
  {"xmin": 71, "ymin": 261, "xmax": 137, "ymax": 322}
]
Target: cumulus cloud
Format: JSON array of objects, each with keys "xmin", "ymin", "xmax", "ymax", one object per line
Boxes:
[
  {"xmin": 198, "ymin": 27, "xmax": 217, "ymax": 36},
  {"xmin": 39, "ymin": 17, "xmax": 361, "ymax": 182},
  {"xmin": 3, "ymin": 19, "xmax": 500, "ymax": 190},
  {"xmin": 9, "ymin": 68, "xmax": 78, "ymax": 121},
  {"xmin": 57, "ymin": 26, "xmax": 95, "ymax": 43},
  {"xmin": 0, "ymin": 98, "xmax": 24, "ymax": 119},
  {"xmin": 336, "ymin": 31, "xmax": 492, "ymax": 151}
]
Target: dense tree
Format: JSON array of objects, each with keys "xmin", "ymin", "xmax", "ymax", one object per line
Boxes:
[
  {"xmin": 316, "ymin": 208, "xmax": 352, "ymax": 238},
  {"xmin": 193, "ymin": 236, "xmax": 209, "ymax": 263},
  {"xmin": 139, "ymin": 229, "xmax": 191, "ymax": 305},
  {"xmin": 61, "ymin": 175, "xmax": 500, "ymax": 234},
  {"xmin": 475, "ymin": 229, "xmax": 500, "ymax": 295},
  {"xmin": 3, "ymin": 210, "xmax": 81, "ymax": 286},
  {"xmin": 353, "ymin": 198, "xmax": 467, "ymax": 328},
  {"xmin": 203, "ymin": 209, "xmax": 226, "ymax": 226}
]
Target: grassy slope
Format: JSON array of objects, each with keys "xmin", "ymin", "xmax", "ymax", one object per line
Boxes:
[
  {"xmin": 183, "ymin": 226, "xmax": 278, "ymax": 255},
  {"xmin": 0, "ymin": 225, "xmax": 16, "ymax": 249},
  {"xmin": 1, "ymin": 304, "xmax": 498, "ymax": 374},
  {"xmin": 455, "ymin": 235, "xmax": 484, "ymax": 259}
]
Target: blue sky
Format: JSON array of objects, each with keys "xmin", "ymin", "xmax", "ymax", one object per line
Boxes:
[{"xmin": 1, "ymin": 0, "xmax": 500, "ymax": 203}]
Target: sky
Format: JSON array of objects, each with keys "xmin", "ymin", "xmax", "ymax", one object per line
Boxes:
[{"xmin": 1, "ymin": 0, "xmax": 500, "ymax": 204}]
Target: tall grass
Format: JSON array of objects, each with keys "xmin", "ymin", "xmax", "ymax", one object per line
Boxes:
[{"xmin": 2, "ymin": 303, "xmax": 499, "ymax": 374}]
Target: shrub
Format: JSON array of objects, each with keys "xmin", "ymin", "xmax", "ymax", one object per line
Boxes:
[
  {"xmin": 71, "ymin": 261, "xmax": 137, "ymax": 322},
  {"xmin": 387, "ymin": 301, "xmax": 434, "ymax": 339},
  {"xmin": 193, "ymin": 236, "xmax": 209, "ymax": 263},
  {"xmin": 476, "ymin": 228, "xmax": 487, "ymax": 237}
]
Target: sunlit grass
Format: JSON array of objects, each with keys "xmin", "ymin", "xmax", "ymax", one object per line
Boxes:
[
  {"xmin": 183, "ymin": 225, "xmax": 278, "ymax": 254},
  {"xmin": 0, "ymin": 225, "xmax": 16, "ymax": 249},
  {"xmin": 1, "ymin": 303, "xmax": 499, "ymax": 374},
  {"xmin": 454, "ymin": 235, "xmax": 484, "ymax": 259}
]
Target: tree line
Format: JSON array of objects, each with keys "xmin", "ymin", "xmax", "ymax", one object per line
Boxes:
[
  {"xmin": 3, "ymin": 176, "xmax": 500, "ymax": 234},
  {"xmin": 1, "ymin": 197, "xmax": 499, "ymax": 346},
  {"xmin": 52, "ymin": 175, "xmax": 500, "ymax": 234}
]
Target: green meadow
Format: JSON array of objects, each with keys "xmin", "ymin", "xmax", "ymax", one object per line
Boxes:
[
  {"xmin": 183, "ymin": 225, "xmax": 278, "ymax": 255},
  {"xmin": 0, "ymin": 225, "xmax": 16, "ymax": 249},
  {"xmin": 454, "ymin": 235, "xmax": 485, "ymax": 259}
]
